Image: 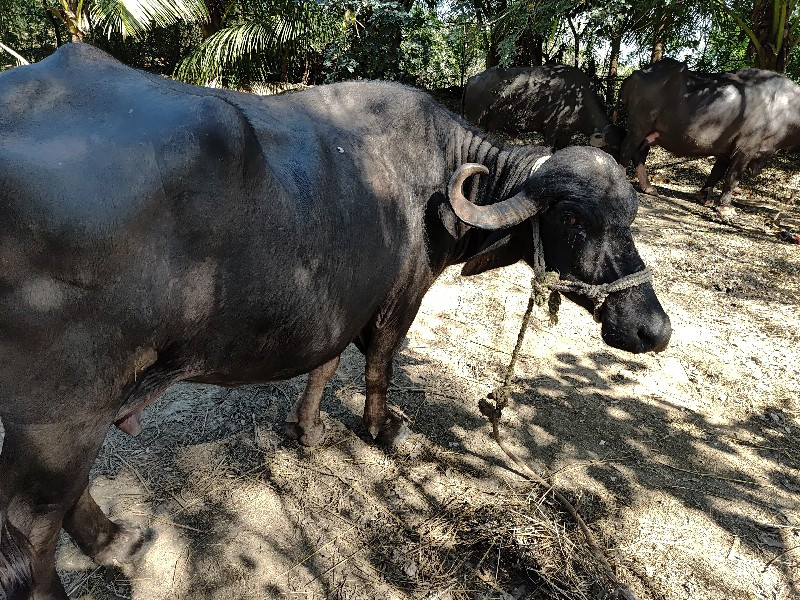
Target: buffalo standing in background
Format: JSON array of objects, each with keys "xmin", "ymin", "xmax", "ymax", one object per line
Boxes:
[
  {"xmin": 463, "ymin": 65, "xmax": 625, "ymax": 155},
  {"xmin": 617, "ymin": 57, "xmax": 800, "ymax": 217},
  {"xmin": 0, "ymin": 44, "xmax": 671, "ymax": 599}
]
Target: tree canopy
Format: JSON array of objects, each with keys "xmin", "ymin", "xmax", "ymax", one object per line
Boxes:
[{"xmin": 3, "ymin": 0, "xmax": 800, "ymax": 97}]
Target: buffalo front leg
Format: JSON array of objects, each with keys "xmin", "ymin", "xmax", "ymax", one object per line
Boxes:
[
  {"xmin": 699, "ymin": 156, "xmax": 730, "ymax": 204},
  {"xmin": 284, "ymin": 355, "xmax": 340, "ymax": 447},
  {"xmin": 63, "ymin": 487, "xmax": 150, "ymax": 567},
  {"xmin": 363, "ymin": 344, "xmax": 411, "ymax": 447},
  {"xmin": 361, "ymin": 311, "xmax": 421, "ymax": 447}
]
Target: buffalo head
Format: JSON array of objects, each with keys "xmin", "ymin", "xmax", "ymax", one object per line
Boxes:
[
  {"xmin": 589, "ymin": 124, "xmax": 626, "ymax": 161},
  {"xmin": 449, "ymin": 146, "xmax": 671, "ymax": 354}
]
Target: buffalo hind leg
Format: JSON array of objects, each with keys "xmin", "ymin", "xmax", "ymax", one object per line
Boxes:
[
  {"xmin": 0, "ymin": 511, "xmax": 32, "ymax": 600},
  {"xmin": 63, "ymin": 486, "xmax": 150, "ymax": 567},
  {"xmin": 284, "ymin": 355, "xmax": 340, "ymax": 447},
  {"xmin": 716, "ymin": 158, "xmax": 746, "ymax": 217},
  {"xmin": 0, "ymin": 416, "xmax": 113, "ymax": 600},
  {"xmin": 634, "ymin": 146, "xmax": 657, "ymax": 195}
]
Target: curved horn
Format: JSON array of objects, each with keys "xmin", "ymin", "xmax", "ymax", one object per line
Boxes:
[{"xmin": 447, "ymin": 163, "xmax": 540, "ymax": 230}]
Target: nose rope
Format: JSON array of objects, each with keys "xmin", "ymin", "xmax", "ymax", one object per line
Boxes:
[
  {"xmin": 479, "ymin": 153, "xmax": 649, "ymax": 600},
  {"xmin": 549, "ymin": 268, "xmax": 653, "ymax": 322},
  {"xmin": 529, "ymin": 216, "xmax": 652, "ymax": 324}
]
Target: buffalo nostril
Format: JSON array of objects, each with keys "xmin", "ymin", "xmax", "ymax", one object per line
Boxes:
[{"xmin": 638, "ymin": 321, "xmax": 671, "ymax": 352}]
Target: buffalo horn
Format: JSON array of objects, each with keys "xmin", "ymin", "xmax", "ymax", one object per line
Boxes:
[{"xmin": 448, "ymin": 163, "xmax": 539, "ymax": 230}]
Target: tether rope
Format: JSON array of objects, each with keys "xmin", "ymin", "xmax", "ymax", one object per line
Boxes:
[{"xmin": 478, "ymin": 215, "xmax": 650, "ymax": 599}]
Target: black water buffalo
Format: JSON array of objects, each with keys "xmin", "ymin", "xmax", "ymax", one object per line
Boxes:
[
  {"xmin": 618, "ymin": 57, "xmax": 800, "ymax": 217},
  {"xmin": 463, "ymin": 65, "xmax": 625, "ymax": 155},
  {"xmin": 0, "ymin": 43, "xmax": 671, "ymax": 600}
]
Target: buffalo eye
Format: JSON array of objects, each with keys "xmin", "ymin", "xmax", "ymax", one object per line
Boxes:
[
  {"xmin": 562, "ymin": 212, "xmax": 583, "ymax": 229},
  {"xmin": 561, "ymin": 212, "xmax": 586, "ymax": 246}
]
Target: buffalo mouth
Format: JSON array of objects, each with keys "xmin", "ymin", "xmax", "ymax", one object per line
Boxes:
[
  {"xmin": 597, "ymin": 288, "xmax": 672, "ymax": 354},
  {"xmin": 601, "ymin": 320, "xmax": 672, "ymax": 353}
]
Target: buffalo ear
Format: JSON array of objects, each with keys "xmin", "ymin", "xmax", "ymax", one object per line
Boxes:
[
  {"xmin": 589, "ymin": 132, "xmax": 606, "ymax": 147},
  {"xmin": 438, "ymin": 201, "xmax": 461, "ymax": 239},
  {"xmin": 461, "ymin": 229, "xmax": 524, "ymax": 276}
]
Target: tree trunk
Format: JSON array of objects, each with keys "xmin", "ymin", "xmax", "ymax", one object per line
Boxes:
[
  {"xmin": 515, "ymin": 28, "xmax": 544, "ymax": 66},
  {"xmin": 68, "ymin": 0, "xmax": 83, "ymax": 42},
  {"xmin": 605, "ymin": 34, "xmax": 622, "ymax": 109},
  {"xmin": 651, "ymin": 39, "xmax": 664, "ymax": 62},
  {"xmin": 43, "ymin": 7, "xmax": 64, "ymax": 47},
  {"xmin": 459, "ymin": 22, "xmax": 468, "ymax": 89},
  {"xmin": 747, "ymin": 0, "xmax": 798, "ymax": 72},
  {"xmin": 202, "ymin": 0, "xmax": 227, "ymax": 39},
  {"xmin": 650, "ymin": 10, "xmax": 667, "ymax": 63},
  {"xmin": 475, "ymin": 0, "xmax": 506, "ymax": 69},
  {"xmin": 61, "ymin": 0, "xmax": 84, "ymax": 42},
  {"xmin": 567, "ymin": 15, "xmax": 579, "ymax": 67},
  {"xmin": 485, "ymin": 28, "xmax": 501, "ymax": 69},
  {"xmin": 533, "ymin": 35, "xmax": 544, "ymax": 65}
]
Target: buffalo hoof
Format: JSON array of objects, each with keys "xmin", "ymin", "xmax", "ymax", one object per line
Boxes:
[
  {"xmin": 92, "ymin": 523, "xmax": 153, "ymax": 567},
  {"xmin": 284, "ymin": 420, "xmax": 326, "ymax": 447},
  {"xmin": 373, "ymin": 408, "xmax": 412, "ymax": 447},
  {"xmin": 640, "ymin": 186, "xmax": 659, "ymax": 196},
  {"xmin": 716, "ymin": 205, "xmax": 737, "ymax": 218}
]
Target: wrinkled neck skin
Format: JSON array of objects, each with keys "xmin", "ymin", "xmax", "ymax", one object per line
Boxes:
[
  {"xmin": 441, "ymin": 126, "xmax": 543, "ymax": 265},
  {"xmin": 448, "ymin": 127, "xmax": 542, "ymax": 206},
  {"xmin": 441, "ymin": 126, "xmax": 585, "ymax": 281}
]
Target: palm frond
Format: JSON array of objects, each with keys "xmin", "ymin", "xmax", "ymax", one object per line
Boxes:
[
  {"xmin": 176, "ymin": 1, "xmax": 337, "ymax": 85},
  {"xmin": 91, "ymin": 0, "xmax": 209, "ymax": 38},
  {"xmin": 177, "ymin": 21, "xmax": 274, "ymax": 83}
]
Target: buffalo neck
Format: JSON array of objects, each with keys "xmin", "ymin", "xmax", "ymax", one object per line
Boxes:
[
  {"xmin": 582, "ymin": 89, "xmax": 612, "ymax": 135},
  {"xmin": 446, "ymin": 126, "xmax": 541, "ymax": 207},
  {"xmin": 442, "ymin": 125, "xmax": 543, "ymax": 267}
]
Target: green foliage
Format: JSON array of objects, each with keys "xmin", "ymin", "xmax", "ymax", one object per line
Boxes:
[
  {"xmin": 708, "ymin": 0, "xmax": 800, "ymax": 71},
  {"xmin": 90, "ymin": 0, "xmax": 209, "ymax": 38},
  {"xmin": 37, "ymin": 0, "xmax": 209, "ymax": 42},
  {"xmin": 323, "ymin": 1, "xmax": 484, "ymax": 87},
  {"xmin": 693, "ymin": 9, "xmax": 750, "ymax": 71},
  {"xmin": 6, "ymin": 0, "xmax": 800, "ymax": 87},
  {"xmin": 94, "ymin": 22, "xmax": 201, "ymax": 73},
  {"xmin": 492, "ymin": 0, "xmax": 573, "ymax": 65},
  {"xmin": 176, "ymin": 0, "xmax": 337, "ymax": 86},
  {"xmin": 403, "ymin": 15, "xmax": 484, "ymax": 88},
  {"xmin": 322, "ymin": 0, "xmax": 415, "ymax": 81},
  {"xmin": 0, "ymin": 0, "xmax": 59, "ymax": 68}
]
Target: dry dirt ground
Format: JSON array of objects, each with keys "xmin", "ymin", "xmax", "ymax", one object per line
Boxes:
[{"xmin": 4, "ymin": 147, "xmax": 799, "ymax": 600}]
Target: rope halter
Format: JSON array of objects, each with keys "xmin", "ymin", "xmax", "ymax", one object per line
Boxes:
[
  {"xmin": 526, "ymin": 154, "xmax": 653, "ymax": 323},
  {"xmin": 549, "ymin": 268, "xmax": 653, "ymax": 323}
]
